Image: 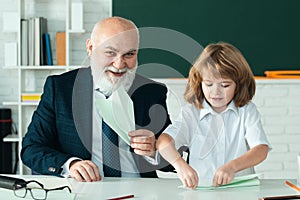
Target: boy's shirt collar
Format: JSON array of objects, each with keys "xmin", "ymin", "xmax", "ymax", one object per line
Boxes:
[{"xmin": 199, "ymin": 100, "xmax": 238, "ymax": 121}]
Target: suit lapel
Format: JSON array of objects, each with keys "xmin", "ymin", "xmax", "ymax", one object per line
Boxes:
[{"xmin": 72, "ymin": 67, "xmax": 93, "ymax": 153}]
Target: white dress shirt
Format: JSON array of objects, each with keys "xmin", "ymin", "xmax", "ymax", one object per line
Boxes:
[{"xmin": 164, "ymin": 100, "xmax": 272, "ymax": 184}]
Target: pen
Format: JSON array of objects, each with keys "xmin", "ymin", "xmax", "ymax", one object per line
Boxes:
[
  {"xmin": 285, "ymin": 180, "xmax": 300, "ymax": 192},
  {"xmin": 107, "ymin": 194, "xmax": 134, "ymax": 200},
  {"xmin": 259, "ymin": 194, "xmax": 300, "ymax": 200}
]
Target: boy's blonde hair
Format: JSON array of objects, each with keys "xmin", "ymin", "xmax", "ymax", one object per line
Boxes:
[{"xmin": 184, "ymin": 42, "xmax": 256, "ymax": 109}]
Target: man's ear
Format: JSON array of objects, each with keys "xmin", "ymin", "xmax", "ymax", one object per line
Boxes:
[{"xmin": 86, "ymin": 38, "xmax": 93, "ymax": 56}]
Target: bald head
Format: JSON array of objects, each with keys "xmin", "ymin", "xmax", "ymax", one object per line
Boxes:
[{"xmin": 90, "ymin": 16, "xmax": 139, "ymax": 45}]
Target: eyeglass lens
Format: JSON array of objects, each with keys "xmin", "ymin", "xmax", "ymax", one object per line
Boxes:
[{"xmin": 14, "ymin": 181, "xmax": 71, "ymax": 200}]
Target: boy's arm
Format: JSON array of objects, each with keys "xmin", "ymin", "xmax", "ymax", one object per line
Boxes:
[
  {"xmin": 156, "ymin": 133, "xmax": 181, "ymax": 164},
  {"xmin": 157, "ymin": 133, "xmax": 199, "ymax": 188},
  {"xmin": 213, "ymin": 144, "xmax": 269, "ymax": 186}
]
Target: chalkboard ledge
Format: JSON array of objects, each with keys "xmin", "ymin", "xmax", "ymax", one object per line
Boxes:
[{"xmin": 153, "ymin": 78, "xmax": 300, "ymax": 85}]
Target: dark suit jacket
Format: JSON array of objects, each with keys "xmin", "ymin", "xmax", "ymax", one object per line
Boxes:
[{"xmin": 21, "ymin": 67, "xmax": 172, "ymax": 177}]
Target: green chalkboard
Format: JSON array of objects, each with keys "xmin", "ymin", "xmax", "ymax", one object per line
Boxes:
[{"xmin": 113, "ymin": 0, "xmax": 300, "ymax": 77}]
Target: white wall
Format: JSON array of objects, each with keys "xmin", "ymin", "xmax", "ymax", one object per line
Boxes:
[
  {"xmin": 253, "ymin": 80, "xmax": 300, "ymax": 179},
  {"xmin": 1, "ymin": 0, "xmax": 299, "ymax": 179},
  {"xmin": 0, "ymin": 0, "xmax": 18, "ymax": 115}
]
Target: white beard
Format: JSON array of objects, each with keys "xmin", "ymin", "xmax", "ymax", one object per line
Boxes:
[{"xmin": 91, "ymin": 63, "xmax": 137, "ymax": 96}]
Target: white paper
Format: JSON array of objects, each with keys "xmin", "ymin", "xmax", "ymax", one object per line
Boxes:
[
  {"xmin": 179, "ymin": 174, "xmax": 261, "ymax": 190},
  {"xmin": 95, "ymin": 86, "xmax": 135, "ymax": 145}
]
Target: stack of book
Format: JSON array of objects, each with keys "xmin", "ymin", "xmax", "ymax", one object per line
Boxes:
[
  {"xmin": 21, "ymin": 93, "xmax": 41, "ymax": 102},
  {"xmin": 21, "ymin": 17, "xmax": 53, "ymax": 66}
]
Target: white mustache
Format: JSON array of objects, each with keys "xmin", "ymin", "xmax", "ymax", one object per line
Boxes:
[{"xmin": 104, "ymin": 66, "xmax": 128, "ymax": 73}]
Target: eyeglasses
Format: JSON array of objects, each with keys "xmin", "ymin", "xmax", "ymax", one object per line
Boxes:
[{"xmin": 13, "ymin": 180, "xmax": 71, "ymax": 200}]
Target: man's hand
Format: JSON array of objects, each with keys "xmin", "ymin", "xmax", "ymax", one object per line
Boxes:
[
  {"xmin": 69, "ymin": 160, "xmax": 101, "ymax": 182},
  {"xmin": 128, "ymin": 129, "xmax": 156, "ymax": 157}
]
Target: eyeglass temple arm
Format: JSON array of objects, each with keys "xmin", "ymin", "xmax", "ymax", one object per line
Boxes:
[
  {"xmin": 23, "ymin": 180, "xmax": 71, "ymax": 193},
  {"xmin": 45, "ymin": 185, "xmax": 72, "ymax": 193},
  {"xmin": 25, "ymin": 180, "xmax": 45, "ymax": 188}
]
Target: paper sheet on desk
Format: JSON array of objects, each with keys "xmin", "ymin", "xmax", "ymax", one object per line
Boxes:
[
  {"xmin": 95, "ymin": 86, "xmax": 134, "ymax": 145},
  {"xmin": 180, "ymin": 174, "xmax": 260, "ymax": 190}
]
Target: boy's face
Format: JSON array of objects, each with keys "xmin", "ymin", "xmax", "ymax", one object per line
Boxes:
[{"xmin": 201, "ymin": 69, "xmax": 236, "ymax": 113}]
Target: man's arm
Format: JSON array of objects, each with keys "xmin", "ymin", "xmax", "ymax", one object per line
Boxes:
[
  {"xmin": 21, "ymin": 72, "xmax": 93, "ymax": 177},
  {"xmin": 21, "ymin": 76, "xmax": 71, "ymax": 176}
]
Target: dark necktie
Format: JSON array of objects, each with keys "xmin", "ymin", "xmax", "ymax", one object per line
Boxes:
[{"xmin": 102, "ymin": 120, "xmax": 121, "ymax": 177}]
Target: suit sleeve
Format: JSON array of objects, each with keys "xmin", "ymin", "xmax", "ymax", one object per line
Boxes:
[
  {"xmin": 21, "ymin": 76, "xmax": 71, "ymax": 176},
  {"xmin": 131, "ymin": 81, "xmax": 174, "ymax": 175}
]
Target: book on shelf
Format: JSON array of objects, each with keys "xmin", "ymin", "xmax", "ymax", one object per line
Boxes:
[
  {"xmin": 34, "ymin": 17, "xmax": 48, "ymax": 66},
  {"xmin": 22, "ymin": 17, "xmax": 48, "ymax": 66},
  {"xmin": 40, "ymin": 17, "xmax": 48, "ymax": 65},
  {"xmin": 28, "ymin": 17, "xmax": 35, "ymax": 66},
  {"xmin": 21, "ymin": 93, "xmax": 41, "ymax": 102},
  {"xmin": 43, "ymin": 33, "xmax": 53, "ymax": 65},
  {"xmin": 34, "ymin": 17, "xmax": 40, "ymax": 65},
  {"xmin": 56, "ymin": 32, "xmax": 66, "ymax": 65},
  {"xmin": 21, "ymin": 19, "xmax": 29, "ymax": 65}
]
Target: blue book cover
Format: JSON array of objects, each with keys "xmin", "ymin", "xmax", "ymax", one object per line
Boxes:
[{"xmin": 44, "ymin": 33, "xmax": 53, "ymax": 65}]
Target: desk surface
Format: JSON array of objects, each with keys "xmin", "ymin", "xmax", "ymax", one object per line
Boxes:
[
  {"xmin": 72, "ymin": 178, "xmax": 299, "ymax": 200},
  {"xmin": 0, "ymin": 176, "xmax": 299, "ymax": 200}
]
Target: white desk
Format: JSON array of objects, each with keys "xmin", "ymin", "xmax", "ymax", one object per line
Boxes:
[
  {"xmin": 0, "ymin": 176, "xmax": 299, "ymax": 200},
  {"xmin": 72, "ymin": 178, "xmax": 299, "ymax": 200}
]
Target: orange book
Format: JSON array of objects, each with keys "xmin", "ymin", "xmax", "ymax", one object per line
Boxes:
[{"xmin": 56, "ymin": 32, "xmax": 66, "ymax": 65}]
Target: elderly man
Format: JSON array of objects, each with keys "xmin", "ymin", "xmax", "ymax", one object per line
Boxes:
[{"xmin": 21, "ymin": 16, "xmax": 172, "ymax": 182}]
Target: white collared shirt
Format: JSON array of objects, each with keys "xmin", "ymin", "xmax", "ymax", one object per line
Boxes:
[{"xmin": 164, "ymin": 100, "xmax": 272, "ymax": 184}]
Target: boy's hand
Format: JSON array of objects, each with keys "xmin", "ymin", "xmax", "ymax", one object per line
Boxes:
[
  {"xmin": 212, "ymin": 164, "xmax": 235, "ymax": 186},
  {"xmin": 174, "ymin": 158, "xmax": 198, "ymax": 189}
]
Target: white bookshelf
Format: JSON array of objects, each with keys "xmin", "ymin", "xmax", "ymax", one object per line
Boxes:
[
  {"xmin": 3, "ymin": 134, "xmax": 20, "ymax": 143},
  {"xmin": 2, "ymin": 0, "xmax": 111, "ymax": 175}
]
